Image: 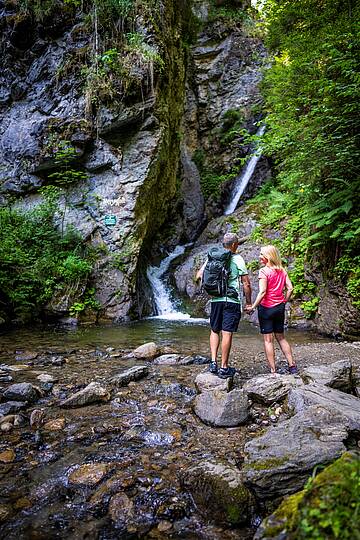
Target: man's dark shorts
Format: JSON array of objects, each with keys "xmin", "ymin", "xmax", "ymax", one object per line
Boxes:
[
  {"xmin": 210, "ymin": 301, "xmax": 241, "ymax": 333},
  {"xmin": 258, "ymin": 302, "xmax": 285, "ymax": 334}
]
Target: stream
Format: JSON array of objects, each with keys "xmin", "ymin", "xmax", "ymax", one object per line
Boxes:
[{"xmin": 0, "ymin": 320, "xmax": 330, "ymax": 540}]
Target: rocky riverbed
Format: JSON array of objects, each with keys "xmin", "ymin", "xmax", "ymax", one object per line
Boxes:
[{"xmin": 0, "ymin": 322, "xmax": 360, "ymax": 539}]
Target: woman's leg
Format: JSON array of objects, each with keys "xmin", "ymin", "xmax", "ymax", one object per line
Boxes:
[
  {"xmin": 263, "ymin": 333, "xmax": 276, "ymax": 373},
  {"xmin": 275, "ymin": 332, "xmax": 295, "ymax": 366}
]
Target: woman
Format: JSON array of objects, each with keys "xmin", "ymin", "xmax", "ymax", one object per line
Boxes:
[{"xmin": 248, "ymin": 245, "xmax": 298, "ymax": 375}]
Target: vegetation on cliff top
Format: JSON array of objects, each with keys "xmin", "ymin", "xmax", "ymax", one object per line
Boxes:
[{"xmin": 250, "ymin": 0, "xmax": 360, "ymax": 313}]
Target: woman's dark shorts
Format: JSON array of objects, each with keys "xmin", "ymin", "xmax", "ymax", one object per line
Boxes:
[
  {"xmin": 258, "ymin": 302, "xmax": 285, "ymax": 334},
  {"xmin": 210, "ymin": 302, "xmax": 241, "ymax": 333}
]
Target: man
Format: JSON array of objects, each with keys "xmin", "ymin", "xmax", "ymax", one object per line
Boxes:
[{"xmin": 196, "ymin": 232, "xmax": 252, "ymax": 378}]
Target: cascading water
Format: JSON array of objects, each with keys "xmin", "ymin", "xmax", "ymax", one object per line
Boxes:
[
  {"xmin": 224, "ymin": 124, "xmax": 266, "ymax": 215},
  {"xmin": 146, "ymin": 245, "xmax": 191, "ymax": 320}
]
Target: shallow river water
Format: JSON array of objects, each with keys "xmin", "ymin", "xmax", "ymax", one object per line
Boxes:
[{"xmin": 0, "ymin": 320, "xmax": 332, "ymax": 539}]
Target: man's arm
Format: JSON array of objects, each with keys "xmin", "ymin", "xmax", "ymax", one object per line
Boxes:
[{"xmin": 241, "ymin": 274, "xmax": 252, "ymax": 308}]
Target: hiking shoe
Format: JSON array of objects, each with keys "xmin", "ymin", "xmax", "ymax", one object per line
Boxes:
[
  {"xmin": 218, "ymin": 366, "xmax": 236, "ymax": 379},
  {"xmin": 209, "ymin": 361, "xmax": 218, "ymax": 374},
  {"xmin": 289, "ymin": 365, "xmax": 298, "ymax": 375}
]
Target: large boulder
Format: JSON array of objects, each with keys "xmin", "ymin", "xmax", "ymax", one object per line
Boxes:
[
  {"xmin": 3, "ymin": 383, "xmax": 39, "ymax": 403},
  {"xmin": 194, "ymin": 388, "xmax": 249, "ymax": 427},
  {"xmin": 60, "ymin": 382, "xmax": 111, "ymax": 408},
  {"xmin": 302, "ymin": 360, "xmax": 352, "ymax": 392},
  {"xmin": 288, "ymin": 382, "xmax": 360, "ymax": 431},
  {"xmin": 243, "ymin": 405, "xmax": 348, "ymax": 499},
  {"xmin": 181, "ymin": 460, "xmax": 255, "ymax": 526},
  {"xmin": 243, "ymin": 374, "xmax": 300, "ymax": 405}
]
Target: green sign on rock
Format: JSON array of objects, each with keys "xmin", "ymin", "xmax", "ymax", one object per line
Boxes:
[{"xmin": 104, "ymin": 214, "xmax": 117, "ymax": 226}]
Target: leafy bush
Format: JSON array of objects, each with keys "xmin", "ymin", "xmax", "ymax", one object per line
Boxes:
[
  {"xmin": 251, "ymin": 0, "xmax": 360, "ymax": 314},
  {"xmin": 0, "ymin": 202, "xmax": 93, "ymax": 322}
]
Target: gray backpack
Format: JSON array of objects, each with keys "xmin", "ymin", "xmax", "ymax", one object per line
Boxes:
[{"xmin": 202, "ymin": 247, "xmax": 239, "ymax": 299}]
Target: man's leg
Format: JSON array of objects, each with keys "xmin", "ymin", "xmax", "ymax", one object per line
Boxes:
[
  {"xmin": 263, "ymin": 333, "xmax": 276, "ymax": 373},
  {"xmin": 210, "ymin": 330, "xmax": 220, "ymax": 363},
  {"xmin": 220, "ymin": 330, "xmax": 233, "ymax": 368}
]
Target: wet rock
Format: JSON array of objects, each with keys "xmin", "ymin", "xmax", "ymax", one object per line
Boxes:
[
  {"xmin": 0, "ymin": 448, "xmax": 16, "ymax": 463},
  {"xmin": 15, "ymin": 351, "xmax": 38, "ymax": 362},
  {"xmin": 179, "ymin": 354, "xmax": 210, "ymax": 365},
  {"xmin": 0, "ymin": 414, "xmax": 15, "ymax": 425},
  {"xmin": 3, "ymin": 383, "xmax": 39, "ymax": 403},
  {"xmin": 13, "ymin": 414, "xmax": 26, "ymax": 427},
  {"xmin": 157, "ymin": 520, "xmax": 173, "ymax": 532},
  {"xmin": 195, "ymin": 372, "xmax": 232, "ymax": 393},
  {"xmin": 110, "ymin": 366, "xmax": 149, "ymax": 387},
  {"xmin": 0, "ymin": 375, "xmax": 13, "ymax": 383},
  {"xmin": 244, "ymin": 405, "xmax": 348, "ymax": 499},
  {"xmin": 68, "ymin": 463, "xmax": 112, "ymax": 486},
  {"xmin": 288, "ymin": 382, "xmax": 360, "ymax": 431},
  {"xmin": 37, "ymin": 373, "xmax": 58, "ymax": 384},
  {"xmin": 302, "ymin": 360, "xmax": 352, "ymax": 392},
  {"xmin": 181, "ymin": 460, "xmax": 254, "ymax": 526},
  {"xmin": 60, "ymin": 382, "xmax": 111, "ymax": 408},
  {"xmin": 153, "ymin": 354, "xmax": 182, "ymax": 365},
  {"xmin": 0, "ymin": 401, "xmax": 27, "ymax": 416},
  {"xmin": 0, "ymin": 504, "xmax": 11, "ymax": 522},
  {"xmin": 108, "ymin": 492, "xmax": 135, "ymax": 522},
  {"xmin": 30, "ymin": 409, "xmax": 46, "ymax": 428},
  {"xmin": 43, "ymin": 418, "xmax": 66, "ymax": 431},
  {"xmin": 194, "ymin": 389, "xmax": 249, "ymax": 427},
  {"xmin": 132, "ymin": 342, "xmax": 160, "ymax": 359},
  {"xmin": 0, "ymin": 422, "xmax": 13, "ymax": 432},
  {"xmin": 243, "ymin": 374, "xmax": 300, "ymax": 405}
]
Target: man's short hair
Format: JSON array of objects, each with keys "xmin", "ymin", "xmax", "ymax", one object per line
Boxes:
[{"xmin": 223, "ymin": 232, "xmax": 239, "ymax": 246}]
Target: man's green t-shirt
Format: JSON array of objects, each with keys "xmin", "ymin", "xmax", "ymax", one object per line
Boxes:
[{"xmin": 211, "ymin": 253, "xmax": 248, "ymax": 304}]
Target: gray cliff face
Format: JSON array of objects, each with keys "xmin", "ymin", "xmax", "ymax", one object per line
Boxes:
[{"xmin": 0, "ymin": 0, "xmax": 191, "ymax": 322}]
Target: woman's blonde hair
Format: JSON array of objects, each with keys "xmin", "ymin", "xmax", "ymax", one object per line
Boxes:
[{"xmin": 260, "ymin": 245, "xmax": 284, "ymax": 270}]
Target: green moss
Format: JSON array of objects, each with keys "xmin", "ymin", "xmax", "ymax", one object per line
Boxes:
[
  {"xmin": 259, "ymin": 453, "xmax": 360, "ymax": 540},
  {"xmin": 245, "ymin": 456, "xmax": 288, "ymax": 471}
]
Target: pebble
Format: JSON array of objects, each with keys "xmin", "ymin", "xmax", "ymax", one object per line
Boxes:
[
  {"xmin": 44, "ymin": 418, "xmax": 66, "ymax": 431},
  {"xmin": 68, "ymin": 463, "xmax": 111, "ymax": 486},
  {"xmin": 270, "ymin": 415, "xmax": 278, "ymax": 423},
  {"xmin": 0, "ymin": 422, "xmax": 13, "ymax": 433},
  {"xmin": 0, "ymin": 448, "xmax": 16, "ymax": 463},
  {"xmin": 158, "ymin": 520, "xmax": 173, "ymax": 532}
]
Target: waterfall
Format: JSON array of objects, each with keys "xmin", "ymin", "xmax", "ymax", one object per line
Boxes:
[
  {"xmin": 146, "ymin": 245, "xmax": 191, "ymax": 320},
  {"xmin": 224, "ymin": 124, "xmax": 266, "ymax": 215}
]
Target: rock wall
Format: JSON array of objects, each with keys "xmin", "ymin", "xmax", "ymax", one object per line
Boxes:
[{"xmin": 0, "ymin": 0, "xmax": 194, "ymax": 322}]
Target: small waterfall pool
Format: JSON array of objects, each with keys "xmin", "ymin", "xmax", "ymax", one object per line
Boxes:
[{"xmin": 146, "ymin": 245, "xmax": 194, "ymax": 321}]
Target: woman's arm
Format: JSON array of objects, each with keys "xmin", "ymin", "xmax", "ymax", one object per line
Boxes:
[
  {"xmin": 250, "ymin": 278, "xmax": 267, "ymax": 310},
  {"xmin": 195, "ymin": 261, "xmax": 207, "ymax": 283},
  {"xmin": 284, "ymin": 273, "xmax": 294, "ymax": 302}
]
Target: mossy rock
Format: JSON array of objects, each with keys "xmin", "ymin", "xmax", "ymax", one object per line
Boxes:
[
  {"xmin": 181, "ymin": 460, "xmax": 255, "ymax": 526},
  {"xmin": 255, "ymin": 452, "xmax": 360, "ymax": 539}
]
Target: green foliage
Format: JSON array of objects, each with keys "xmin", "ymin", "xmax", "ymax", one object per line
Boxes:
[
  {"xmin": 301, "ymin": 297, "xmax": 320, "ymax": 319},
  {"xmin": 335, "ymin": 255, "xmax": 360, "ymax": 308},
  {"xmin": 69, "ymin": 288, "xmax": 100, "ymax": 316},
  {"xmin": 261, "ymin": 453, "xmax": 360, "ymax": 540},
  {"xmin": 0, "ymin": 202, "xmax": 93, "ymax": 322},
  {"xmin": 256, "ymin": 0, "xmax": 360, "ymax": 311},
  {"xmin": 296, "ymin": 454, "xmax": 360, "ymax": 539},
  {"xmin": 208, "ymin": 0, "xmax": 247, "ymax": 25}
]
